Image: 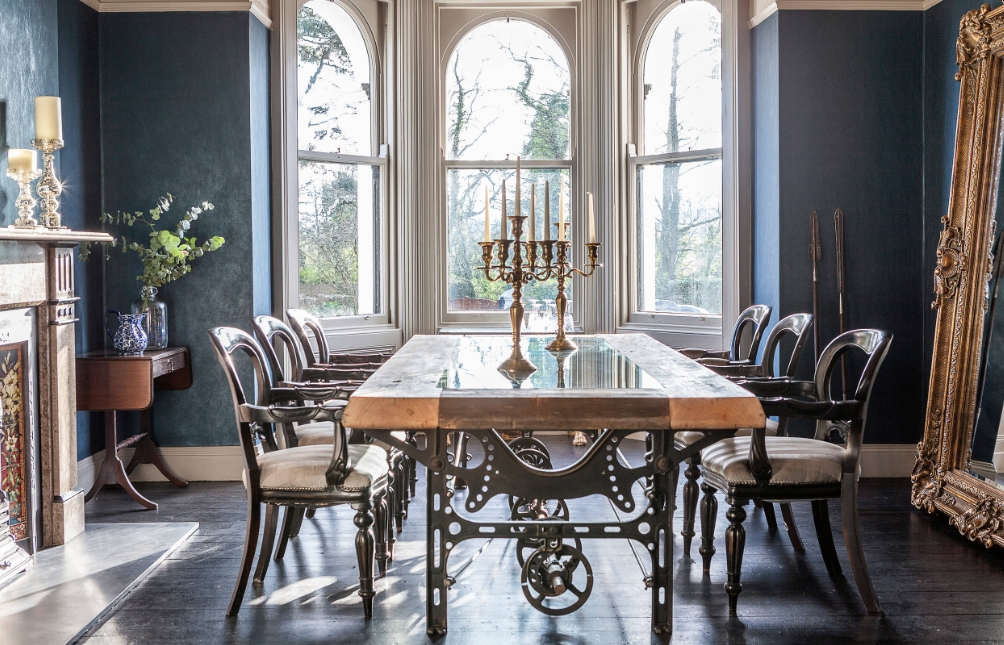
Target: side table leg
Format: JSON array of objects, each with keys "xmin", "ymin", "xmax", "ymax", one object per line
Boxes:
[
  {"xmin": 125, "ymin": 409, "xmax": 188, "ymax": 487},
  {"xmin": 426, "ymin": 466, "xmax": 449, "ymax": 637},
  {"xmin": 85, "ymin": 411, "xmax": 158, "ymax": 510}
]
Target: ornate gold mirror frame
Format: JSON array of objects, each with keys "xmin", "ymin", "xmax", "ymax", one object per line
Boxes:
[{"xmin": 913, "ymin": 4, "xmax": 1004, "ymax": 548}]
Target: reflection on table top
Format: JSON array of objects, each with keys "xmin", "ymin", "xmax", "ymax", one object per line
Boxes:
[
  {"xmin": 343, "ymin": 334, "xmax": 765, "ymax": 433},
  {"xmin": 444, "ymin": 336, "xmax": 662, "ymax": 390}
]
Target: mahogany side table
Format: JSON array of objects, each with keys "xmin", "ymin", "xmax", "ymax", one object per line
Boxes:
[{"xmin": 76, "ymin": 347, "xmax": 192, "ymax": 510}]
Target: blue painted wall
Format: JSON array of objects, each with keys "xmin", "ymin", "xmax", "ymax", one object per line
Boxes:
[
  {"xmin": 752, "ymin": 12, "xmax": 779, "ymax": 323},
  {"xmin": 99, "ymin": 11, "xmax": 271, "ymax": 448},
  {"xmin": 752, "ymin": 10, "xmax": 925, "ymax": 443},
  {"xmin": 56, "ymin": 0, "xmax": 104, "ymax": 459}
]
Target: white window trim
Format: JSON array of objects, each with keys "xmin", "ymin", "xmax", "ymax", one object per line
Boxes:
[
  {"xmin": 271, "ymin": 0, "xmax": 402, "ymax": 349},
  {"xmin": 436, "ymin": 7, "xmax": 581, "ymax": 330},
  {"xmin": 617, "ymin": 0, "xmax": 751, "ymax": 350}
]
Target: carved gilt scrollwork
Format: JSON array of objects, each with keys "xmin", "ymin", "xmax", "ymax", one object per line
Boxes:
[
  {"xmin": 932, "ymin": 215, "xmax": 965, "ymax": 310},
  {"xmin": 917, "ymin": 2, "xmax": 1004, "ymax": 551}
]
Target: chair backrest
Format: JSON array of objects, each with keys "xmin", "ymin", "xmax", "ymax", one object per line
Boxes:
[
  {"xmin": 287, "ymin": 309, "xmax": 329, "ymax": 368},
  {"xmin": 812, "ymin": 329, "xmax": 893, "ymax": 471},
  {"xmin": 252, "ymin": 315, "xmax": 310, "ymax": 383},
  {"xmin": 729, "ymin": 304, "xmax": 772, "ymax": 362},
  {"xmin": 208, "ymin": 326, "xmax": 277, "ymax": 474},
  {"xmin": 760, "ymin": 313, "xmax": 814, "ymax": 378}
]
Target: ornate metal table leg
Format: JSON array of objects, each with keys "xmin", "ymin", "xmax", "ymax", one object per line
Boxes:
[
  {"xmin": 426, "ymin": 462, "xmax": 449, "ymax": 636},
  {"xmin": 650, "ymin": 433, "xmax": 673, "ymax": 635}
]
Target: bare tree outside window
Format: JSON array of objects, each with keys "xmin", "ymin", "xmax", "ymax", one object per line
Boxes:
[
  {"xmin": 637, "ymin": 2, "xmax": 722, "ymax": 315},
  {"xmin": 297, "ymin": 1, "xmax": 382, "ymax": 318},
  {"xmin": 445, "ymin": 20, "xmax": 571, "ymax": 322}
]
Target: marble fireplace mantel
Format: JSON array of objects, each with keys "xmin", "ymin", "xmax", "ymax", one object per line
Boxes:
[{"xmin": 0, "ymin": 227, "xmax": 112, "ymax": 547}]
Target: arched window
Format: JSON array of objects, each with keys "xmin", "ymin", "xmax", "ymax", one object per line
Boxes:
[
  {"xmin": 444, "ymin": 18, "xmax": 572, "ymax": 323},
  {"xmin": 296, "ymin": 0, "xmax": 385, "ymax": 320},
  {"xmin": 634, "ymin": 1, "xmax": 722, "ymax": 316}
]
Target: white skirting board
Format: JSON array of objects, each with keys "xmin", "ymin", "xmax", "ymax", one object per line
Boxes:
[
  {"xmin": 77, "ymin": 446, "xmax": 245, "ymax": 491},
  {"xmin": 77, "ymin": 442, "xmax": 919, "ymax": 489}
]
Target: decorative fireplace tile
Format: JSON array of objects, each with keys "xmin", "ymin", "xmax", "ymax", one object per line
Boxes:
[{"xmin": 0, "ymin": 342, "xmax": 27, "ymax": 541}]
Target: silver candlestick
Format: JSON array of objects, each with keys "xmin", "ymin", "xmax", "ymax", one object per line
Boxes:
[
  {"xmin": 31, "ymin": 138, "xmax": 64, "ymax": 229},
  {"xmin": 6, "ymin": 167, "xmax": 42, "ymax": 229}
]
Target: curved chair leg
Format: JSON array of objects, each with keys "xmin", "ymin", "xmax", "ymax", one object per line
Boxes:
[
  {"xmin": 288, "ymin": 507, "xmax": 306, "ymax": 539},
  {"xmin": 227, "ymin": 492, "xmax": 261, "ymax": 617},
  {"xmin": 353, "ymin": 500, "xmax": 377, "ymax": 618},
  {"xmin": 374, "ymin": 493, "xmax": 390, "ymax": 576},
  {"xmin": 681, "ymin": 455, "xmax": 701, "ymax": 556},
  {"xmin": 699, "ymin": 482, "xmax": 718, "ymax": 573},
  {"xmin": 811, "ymin": 499, "xmax": 841, "ymax": 575},
  {"xmin": 780, "ymin": 503, "xmax": 805, "ymax": 553},
  {"xmin": 305, "ymin": 507, "xmax": 316, "ymax": 520},
  {"xmin": 841, "ymin": 478, "xmax": 880, "ymax": 614},
  {"xmin": 762, "ymin": 502, "xmax": 779, "ymax": 532},
  {"xmin": 274, "ymin": 505, "xmax": 296, "ymax": 562},
  {"xmin": 254, "ymin": 503, "xmax": 279, "ymax": 584},
  {"xmin": 725, "ymin": 498, "xmax": 747, "ymax": 614}
]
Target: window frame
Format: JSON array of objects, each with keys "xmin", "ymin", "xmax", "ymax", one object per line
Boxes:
[
  {"xmin": 437, "ymin": 8, "xmax": 580, "ymax": 330},
  {"xmin": 273, "ymin": 0, "xmax": 398, "ymax": 346},
  {"xmin": 619, "ymin": 0, "xmax": 747, "ymax": 349}
]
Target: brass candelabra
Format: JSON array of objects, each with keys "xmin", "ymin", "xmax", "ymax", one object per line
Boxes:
[{"xmin": 479, "ymin": 214, "xmax": 602, "ymax": 375}]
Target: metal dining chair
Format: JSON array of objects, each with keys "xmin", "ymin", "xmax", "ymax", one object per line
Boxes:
[
  {"xmin": 253, "ymin": 315, "xmax": 409, "ymax": 537},
  {"xmin": 699, "ymin": 329, "xmax": 892, "ymax": 615},
  {"xmin": 678, "ymin": 304, "xmax": 773, "ymax": 364},
  {"xmin": 676, "ymin": 313, "xmax": 814, "ymax": 556},
  {"xmin": 209, "ymin": 326, "xmax": 391, "ymax": 618}
]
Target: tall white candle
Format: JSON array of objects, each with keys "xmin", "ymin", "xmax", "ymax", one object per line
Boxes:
[
  {"xmin": 558, "ymin": 175, "xmax": 566, "ymax": 241},
  {"xmin": 544, "ymin": 180, "xmax": 550, "ymax": 241},
  {"xmin": 484, "ymin": 185, "xmax": 490, "ymax": 242},
  {"xmin": 529, "ymin": 184, "xmax": 536, "ymax": 242},
  {"xmin": 34, "ymin": 97, "xmax": 62, "ymax": 140},
  {"xmin": 588, "ymin": 192, "xmax": 596, "ymax": 244},
  {"xmin": 515, "ymin": 156, "xmax": 521, "ymax": 223},
  {"xmin": 7, "ymin": 149, "xmax": 37, "ymax": 172},
  {"xmin": 501, "ymin": 179, "xmax": 507, "ymax": 241}
]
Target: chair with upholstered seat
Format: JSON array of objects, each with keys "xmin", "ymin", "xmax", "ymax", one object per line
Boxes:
[
  {"xmin": 678, "ymin": 304, "xmax": 772, "ymax": 364},
  {"xmin": 677, "ymin": 312, "xmax": 814, "ymax": 558},
  {"xmin": 286, "ymin": 308, "xmax": 417, "ymax": 500},
  {"xmin": 252, "ymin": 315, "xmax": 409, "ymax": 547},
  {"xmin": 698, "ymin": 329, "xmax": 892, "ymax": 615},
  {"xmin": 209, "ymin": 326, "xmax": 391, "ymax": 618}
]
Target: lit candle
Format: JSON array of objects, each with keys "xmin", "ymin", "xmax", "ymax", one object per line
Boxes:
[
  {"xmin": 588, "ymin": 192, "xmax": 596, "ymax": 244},
  {"xmin": 544, "ymin": 180, "xmax": 550, "ymax": 241},
  {"xmin": 34, "ymin": 96, "xmax": 62, "ymax": 140},
  {"xmin": 7, "ymin": 149, "xmax": 36, "ymax": 172},
  {"xmin": 501, "ymin": 179, "xmax": 507, "ymax": 241},
  {"xmin": 558, "ymin": 175, "xmax": 566, "ymax": 241},
  {"xmin": 529, "ymin": 183, "xmax": 536, "ymax": 242},
  {"xmin": 484, "ymin": 185, "xmax": 490, "ymax": 243}
]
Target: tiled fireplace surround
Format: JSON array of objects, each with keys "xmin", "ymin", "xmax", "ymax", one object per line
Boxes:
[{"xmin": 0, "ymin": 229, "xmax": 111, "ymax": 549}]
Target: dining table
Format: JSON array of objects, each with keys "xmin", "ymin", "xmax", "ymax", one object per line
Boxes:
[{"xmin": 342, "ymin": 333, "xmax": 764, "ymax": 636}]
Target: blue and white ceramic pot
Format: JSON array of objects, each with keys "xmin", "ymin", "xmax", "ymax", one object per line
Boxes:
[{"xmin": 105, "ymin": 310, "xmax": 148, "ymax": 355}]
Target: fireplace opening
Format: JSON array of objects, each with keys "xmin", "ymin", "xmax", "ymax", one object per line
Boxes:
[{"xmin": 0, "ymin": 307, "xmax": 40, "ymax": 555}]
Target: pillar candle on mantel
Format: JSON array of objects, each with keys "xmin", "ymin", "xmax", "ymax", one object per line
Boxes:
[
  {"xmin": 484, "ymin": 185, "xmax": 490, "ymax": 242},
  {"xmin": 544, "ymin": 181, "xmax": 550, "ymax": 241},
  {"xmin": 7, "ymin": 149, "xmax": 36, "ymax": 172},
  {"xmin": 588, "ymin": 192, "xmax": 596, "ymax": 244},
  {"xmin": 558, "ymin": 175, "xmax": 566, "ymax": 241},
  {"xmin": 500, "ymin": 179, "xmax": 507, "ymax": 241},
  {"xmin": 34, "ymin": 96, "xmax": 62, "ymax": 141},
  {"xmin": 529, "ymin": 184, "xmax": 536, "ymax": 242}
]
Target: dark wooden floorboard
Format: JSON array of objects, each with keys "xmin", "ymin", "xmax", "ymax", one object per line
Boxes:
[{"xmin": 77, "ymin": 436, "xmax": 1004, "ymax": 644}]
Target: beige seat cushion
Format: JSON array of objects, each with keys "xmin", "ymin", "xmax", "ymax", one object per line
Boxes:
[
  {"xmin": 676, "ymin": 418, "xmax": 779, "ymax": 448},
  {"xmin": 701, "ymin": 436, "xmax": 849, "ymax": 486},
  {"xmin": 294, "ymin": 422, "xmax": 406, "ymax": 449},
  {"xmin": 253, "ymin": 443, "xmax": 389, "ymax": 492}
]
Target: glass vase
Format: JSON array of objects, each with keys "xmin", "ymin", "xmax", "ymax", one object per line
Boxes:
[{"xmin": 131, "ymin": 286, "xmax": 168, "ymax": 350}]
